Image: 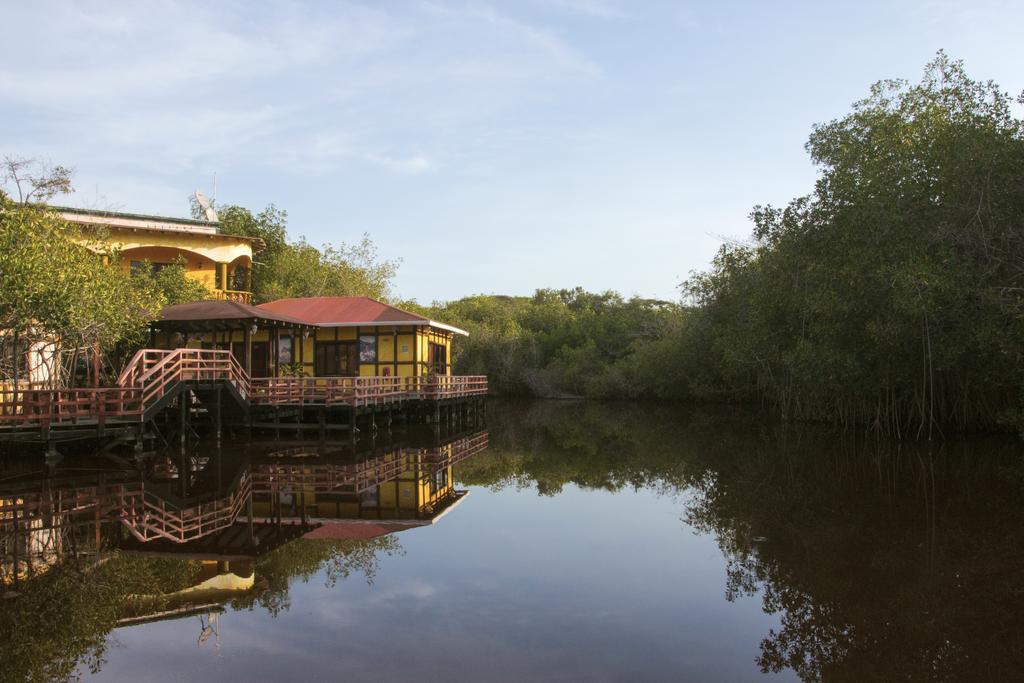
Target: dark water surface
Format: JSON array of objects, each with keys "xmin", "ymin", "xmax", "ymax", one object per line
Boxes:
[{"xmin": 3, "ymin": 400, "xmax": 1023, "ymax": 681}]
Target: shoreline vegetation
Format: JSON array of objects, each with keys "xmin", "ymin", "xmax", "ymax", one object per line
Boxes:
[
  {"xmin": 3, "ymin": 53, "xmax": 1023, "ymax": 437},
  {"xmin": 424, "ymin": 53, "xmax": 1024, "ymax": 437}
]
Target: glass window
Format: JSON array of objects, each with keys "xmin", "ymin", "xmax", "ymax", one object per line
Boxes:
[{"xmin": 315, "ymin": 342, "xmax": 358, "ymax": 376}]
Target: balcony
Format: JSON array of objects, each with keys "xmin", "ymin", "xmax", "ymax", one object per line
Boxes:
[{"xmin": 214, "ymin": 289, "xmax": 253, "ymax": 305}]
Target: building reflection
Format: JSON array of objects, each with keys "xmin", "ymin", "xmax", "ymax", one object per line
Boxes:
[{"xmin": 0, "ymin": 425, "xmax": 488, "ymax": 592}]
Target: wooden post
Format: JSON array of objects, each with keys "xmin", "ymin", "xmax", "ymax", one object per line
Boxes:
[
  {"xmin": 272, "ymin": 326, "xmax": 280, "ymax": 378},
  {"xmin": 12, "ymin": 502, "xmax": 19, "ymax": 590},
  {"xmin": 92, "ymin": 344, "xmax": 101, "ymax": 388},
  {"xmin": 213, "ymin": 384, "xmax": 222, "ymax": 440},
  {"xmin": 11, "ymin": 328, "xmax": 19, "ymax": 419},
  {"xmin": 247, "ymin": 493, "xmax": 255, "ymax": 546},
  {"xmin": 243, "ymin": 324, "xmax": 253, "ymax": 377},
  {"xmin": 180, "ymin": 389, "xmax": 188, "ymax": 447}
]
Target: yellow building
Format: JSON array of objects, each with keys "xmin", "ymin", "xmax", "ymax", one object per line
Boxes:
[
  {"xmin": 258, "ymin": 297, "xmax": 467, "ymax": 378},
  {"xmin": 57, "ymin": 206, "xmax": 262, "ymax": 304},
  {"xmin": 250, "ymin": 449, "xmax": 461, "ymax": 523},
  {"xmin": 152, "ymin": 296, "xmax": 468, "ymax": 378}
]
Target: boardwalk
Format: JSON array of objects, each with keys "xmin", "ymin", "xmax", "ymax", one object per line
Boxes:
[{"xmin": 0, "ymin": 348, "xmax": 487, "ymax": 442}]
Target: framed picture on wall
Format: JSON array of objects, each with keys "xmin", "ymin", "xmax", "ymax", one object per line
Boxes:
[{"xmin": 359, "ymin": 335, "xmax": 377, "ymax": 363}]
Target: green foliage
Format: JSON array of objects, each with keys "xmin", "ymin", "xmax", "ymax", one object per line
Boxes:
[
  {"xmin": 680, "ymin": 52, "xmax": 1024, "ymax": 433},
  {"xmin": 213, "ymin": 203, "xmax": 399, "ymax": 303},
  {"xmin": 0, "ymin": 534, "xmax": 401, "ymax": 680},
  {"xmin": 427, "ymin": 288, "xmax": 681, "ymax": 398},
  {"xmin": 0, "ymin": 203, "xmax": 164, "ymax": 365},
  {"xmin": 0, "ymin": 554, "xmax": 200, "ymax": 682},
  {"xmin": 231, "ymin": 536, "xmax": 403, "ymax": 617},
  {"xmin": 128, "ymin": 257, "xmax": 213, "ymax": 308}
]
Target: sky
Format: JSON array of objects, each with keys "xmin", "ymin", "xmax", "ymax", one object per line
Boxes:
[{"xmin": 2, "ymin": 1, "xmax": 1022, "ymax": 303}]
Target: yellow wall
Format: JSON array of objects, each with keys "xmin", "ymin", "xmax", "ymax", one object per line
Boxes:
[
  {"xmin": 158, "ymin": 324, "xmax": 457, "ymax": 378},
  {"xmin": 77, "ymin": 226, "xmax": 253, "ymax": 267},
  {"xmin": 73, "ymin": 225, "xmax": 254, "ymax": 297}
]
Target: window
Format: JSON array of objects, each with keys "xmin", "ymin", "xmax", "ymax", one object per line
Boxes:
[
  {"xmin": 315, "ymin": 341, "xmax": 359, "ymax": 376},
  {"xmin": 130, "ymin": 261, "xmax": 172, "ymax": 276},
  {"xmin": 359, "ymin": 335, "xmax": 377, "ymax": 363},
  {"xmin": 231, "ymin": 266, "xmax": 249, "ymax": 291},
  {"xmin": 431, "ymin": 467, "xmax": 449, "ymax": 495}
]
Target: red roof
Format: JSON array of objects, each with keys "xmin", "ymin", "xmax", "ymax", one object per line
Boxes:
[
  {"xmin": 257, "ymin": 297, "xmax": 468, "ymax": 335},
  {"xmin": 156, "ymin": 299, "xmax": 314, "ymax": 328},
  {"xmin": 302, "ymin": 522, "xmax": 413, "ymax": 541},
  {"xmin": 258, "ymin": 297, "xmax": 426, "ymax": 324}
]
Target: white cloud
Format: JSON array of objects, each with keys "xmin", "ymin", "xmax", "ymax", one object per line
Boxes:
[
  {"xmin": 0, "ymin": 0, "xmax": 598, "ymax": 196},
  {"xmin": 543, "ymin": 0, "xmax": 630, "ymax": 19}
]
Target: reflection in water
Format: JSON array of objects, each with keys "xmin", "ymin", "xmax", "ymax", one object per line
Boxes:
[
  {"xmin": 459, "ymin": 402, "xmax": 1024, "ymax": 680},
  {"xmin": 2, "ymin": 400, "xmax": 1023, "ymax": 681},
  {"xmin": 0, "ymin": 425, "xmax": 483, "ymax": 682}
]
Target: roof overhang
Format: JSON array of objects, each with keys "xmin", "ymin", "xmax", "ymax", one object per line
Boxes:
[{"xmin": 313, "ymin": 320, "xmax": 469, "ymax": 336}]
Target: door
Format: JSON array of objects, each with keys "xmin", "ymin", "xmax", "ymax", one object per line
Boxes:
[
  {"xmin": 251, "ymin": 342, "xmax": 270, "ymax": 377},
  {"xmin": 429, "ymin": 342, "xmax": 447, "ymax": 375},
  {"xmin": 231, "ymin": 342, "xmax": 246, "ymax": 369}
]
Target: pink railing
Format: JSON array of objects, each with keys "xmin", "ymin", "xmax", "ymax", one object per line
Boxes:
[
  {"xmin": 249, "ymin": 374, "xmax": 488, "ymax": 407},
  {"xmin": 0, "ymin": 349, "xmax": 486, "ymax": 429},
  {"xmin": 1, "ymin": 430, "xmax": 487, "ymax": 544}
]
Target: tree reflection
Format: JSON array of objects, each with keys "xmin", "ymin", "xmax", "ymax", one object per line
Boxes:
[
  {"xmin": 0, "ymin": 555, "xmax": 201, "ymax": 682},
  {"xmin": 464, "ymin": 400, "xmax": 1024, "ymax": 681},
  {"xmin": 231, "ymin": 536, "xmax": 404, "ymax": 617},
  {"xmin": 0, "ymin": 535, "xmax": 403, "ymax": 681}
]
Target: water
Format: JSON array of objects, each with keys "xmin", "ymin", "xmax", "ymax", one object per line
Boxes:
[{"xmin": 2, "ymin": 400, "xmax": 1022, "ymax": 681}]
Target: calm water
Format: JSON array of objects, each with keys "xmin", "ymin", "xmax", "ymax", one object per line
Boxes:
[{"xmin": 2, "ymin": 400, "xmax": 1023, "ymax": 681}]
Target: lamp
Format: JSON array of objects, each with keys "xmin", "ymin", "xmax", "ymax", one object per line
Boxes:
[{"xmin": 250, "ymin": 323, "xmax": 258, "ymax": 335}]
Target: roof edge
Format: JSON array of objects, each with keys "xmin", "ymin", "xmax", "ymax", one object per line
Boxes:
[
  {"xmin": 313, "ymin": 319, "xmax": 469, "ymax": 336},
  {"xmin": 49, "ymin": 204, "xmax": 220, "ymax": 228}
]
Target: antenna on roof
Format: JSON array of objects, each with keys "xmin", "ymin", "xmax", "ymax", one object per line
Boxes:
[{"xmin": 194, "ymin": 190, "xmax": 218, "ymax": 222}]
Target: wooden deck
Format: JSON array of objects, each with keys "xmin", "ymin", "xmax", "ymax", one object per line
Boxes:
[{"xmin": 0, "ymin": 348, "xmax": 487, "ymax": 439}]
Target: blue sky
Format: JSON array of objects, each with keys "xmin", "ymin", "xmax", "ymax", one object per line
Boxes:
[{"xmin": 2, "ymin": 1, "xmax": 1022, "ymax": 303}]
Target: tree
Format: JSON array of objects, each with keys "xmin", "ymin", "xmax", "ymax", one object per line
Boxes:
[
  {"xmin": 211, "ymin": 202, "xmax": 399, "ymax": 303},
  {"xmin": 0, "ymin": 200, "xmax": 165, "ymax": 387},
  {"xmin": 129, "ymin": 258, "xmax": 212, "ymax": 307},
  {"xmin": 681, "ymin": 52, "xmax": 1024, "ymax": 433},
  {"xmin": 2, "ymin": 155, "xmax": 74, "ymax": 204}
]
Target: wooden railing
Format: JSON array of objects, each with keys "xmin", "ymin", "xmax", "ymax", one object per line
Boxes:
[
  {"xmin": 121, "ymin": 472, "xmax": 253, "ymax": 543},
  {"xmin": 214, "ymin": 289, "xmax": 252, "ymax": 304},
  {"xmin": 0, "ymin": 388, "xmax": 144, "ymax": 429},
  {"xmin": 0, "ymin": 473, "xmax": 252, "ymax": 546},
  {"xmin": 1, "ymin": 430, "xmax": 488, "ymax": 545},
  {"xmin": 249, "ymin": 374, "xmax": 489, "ymax": 407},
  {"xmin": 251, "ymin": 450, "xmax": 410, "ymax": 495},
  {"xmin": 133, "ymin": 349, "xmax": 250, "ymax": 408},
  {"xmin": 0, "ymin": 349, "xmax": 486, "ymax": 430},
  {"xmin": 420, "ymin": 375, "xmax": 490, "ymax": 400}
]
